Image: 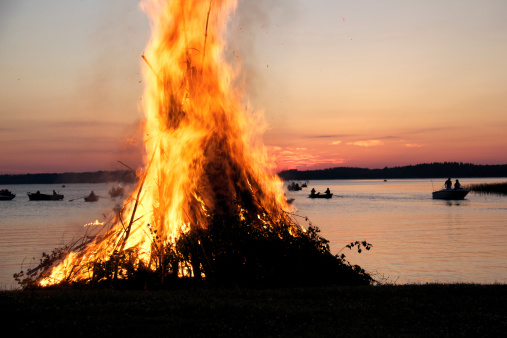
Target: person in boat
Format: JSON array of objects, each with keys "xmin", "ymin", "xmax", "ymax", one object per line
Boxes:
[
  {"xmin": 89, "ymin": 191, "xmax": 96, "ymax": 197},
  {"xmin": 53, "ymin": 190, "xmax": 57, "ymax": 195},
  {"xmin": 36, "ymin": 191, "xmax": 40, "ymax": 194},
  {"xmin": 445, "ymin": 178, "xmax": 452, "ymax": 189},
  {"xmin": 454, "ymin": 179, "xmax": 461, "ymax": 190},
  {"xmin": 324, "ymin": 188, "xmax": 331, "ymax": 195},
  {"xmin": 310, "ymin": 188, "xmax": 316, "ymax": 196}
]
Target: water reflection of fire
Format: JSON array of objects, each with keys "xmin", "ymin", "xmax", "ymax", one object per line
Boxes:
[
  {"xmin": 83, "ymin": 220, "xmax": 104, "ymax": 227},
  {"xmin": 38, "ymin": 0, "xmax": 296, "ymax": 286}
]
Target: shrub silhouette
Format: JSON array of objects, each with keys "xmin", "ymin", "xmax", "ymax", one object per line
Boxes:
[{"xmin": 16, "ymin": 209, "xmax": 373, "ymax": 289}]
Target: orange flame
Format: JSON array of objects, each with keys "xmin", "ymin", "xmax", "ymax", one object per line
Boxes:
[{"xmin": 39, "ymin": 0, "xmax": 293, "ymax": 286}]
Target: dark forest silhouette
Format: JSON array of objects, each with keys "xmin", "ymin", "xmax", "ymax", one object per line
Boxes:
[
  {"xmin": 2, "ymin": 163, "xmax": 506, "ymax": 185},
  {"xmin": 278, "ymin": 162, "xmax": 507, "ymax": 181},
  {"xmin": 0, "ymin": 170, "xmax": 136, "ymax": 185}
]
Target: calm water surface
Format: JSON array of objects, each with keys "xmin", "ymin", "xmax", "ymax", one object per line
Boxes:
[
  {"xmin": 1, "ymin": 179, "xmax": 506, "ymax": 288},
  {"xmin": 0, "ymin": 183, "xmax": 129, "ymax": 289},
  {"xmin": 287, "ymin": 178, "xmax": 507, "ymax": 284}
]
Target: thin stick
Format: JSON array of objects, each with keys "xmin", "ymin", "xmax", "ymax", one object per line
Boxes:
[
  {"xmin": 181, "ymin": 3, "xmax": 191, "ymax": 69},
  {"xmin": 118, "ymin": 143, "xmax": 158, "ymax": 253},
  {"xmin": 117, "ymin": 160, "xmax": 136, "ymax": 172},
  {"xmin": 142, "ymin": 54, "xmax": 161, "ymax": 82},
  {"xmin": 201, "ymin": 0, "xmax": 213, "ymax": 74}
]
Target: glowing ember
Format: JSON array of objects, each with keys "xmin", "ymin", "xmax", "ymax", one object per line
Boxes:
[{"xmin": 36, "ymin": 0, "xmax": 297, "ymax": 286}]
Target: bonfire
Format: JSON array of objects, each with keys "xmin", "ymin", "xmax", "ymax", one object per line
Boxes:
[{"xmin": 16, "ymin": 0, "xmax": 373, "ymax": 289}]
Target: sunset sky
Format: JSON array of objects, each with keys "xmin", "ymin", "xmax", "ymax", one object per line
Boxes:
[{"xmin": 1, "ymin": 0, "xmax": 506, "ymax": 174}]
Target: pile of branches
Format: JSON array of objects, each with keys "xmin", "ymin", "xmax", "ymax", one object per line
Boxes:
[{"xmin": 15, "ymin": 207, "xmax": 374, "ymax": 290}]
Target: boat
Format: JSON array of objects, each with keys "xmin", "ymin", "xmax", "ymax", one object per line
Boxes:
[
  {"xmin": 27, "ymin": 191, "xmax": 64, "ymax": 201},
  {"xmin": 84, "ymin": 191, "xmax": 99, "ymax": 202},
  {"xmin": 287, "ymin": 182, "xmax": 303, "ymax": 191},
  {"xmin": 0, "ymin": 189, "xmax": 16, "ymax": 200},
  {"xmin": 109, "ymin": 185, "xmax": 124, "ymax": 199},
  {"xmin": 309, "ymin": 193, "xmax": 333, "ymax": 199},
  {"xmin": 432, "ymin": 188, "xmax": 469, "ymax": 200},
  {"xmin": 309, "ymin": 187, "xmax": 333, "ymax": 199}
]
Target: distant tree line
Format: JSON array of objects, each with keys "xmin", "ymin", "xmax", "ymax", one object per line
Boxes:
[
  {"xmin": 278, "ymin": 162, "xmax": 507, "ymax": 181},
  {"xmin": 0, "ymin": 170, "xmax": 137, "ymax": 185},
  {"xmin": 2, "ymin": 162, "xmax": 506, "ymax": 185}
]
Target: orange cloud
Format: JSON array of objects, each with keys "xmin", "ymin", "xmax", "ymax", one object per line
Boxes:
[
  {"xmin": 267, "ymin": 146, "xmax": 346, "ymax": 171},
  {"xmin": 346, "ymin": 140, "xmax": 384, "ymax": 147}
]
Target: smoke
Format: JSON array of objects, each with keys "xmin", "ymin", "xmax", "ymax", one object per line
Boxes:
[
  {"xmin": 226, "ymin": 0, "xmax": 297, "ymax": 100},
  {"xmin": 77, "ymin": 1, "xmax": 149, "ymax": 119}
]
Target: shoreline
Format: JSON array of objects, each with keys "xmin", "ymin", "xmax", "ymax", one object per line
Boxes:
[{"xmin": 2, "ymin": 283, "xmax": 506, "ymax": 336}]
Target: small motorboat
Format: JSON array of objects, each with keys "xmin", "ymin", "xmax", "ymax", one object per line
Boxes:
[
  {"xmin": 27, "ymin": 191, "xmax": 64, "ymax": 201},
  {"xmin": 432, "ymin": 188, "xmax": 469, "ymax": 200},
  {"xmin": 0, "ymin": 189, "xmax": 16, "ymax": 200},
  {"xmin": 309, "ymin": 187, "xmax": 333, "ymax": 199},
  {"xmin": 287, "ymin": 182, "xmax": 303, "ymax": 191},
  {"xmin": 84, "ymin": 191, "xmax": 99, "ymax": 202}
]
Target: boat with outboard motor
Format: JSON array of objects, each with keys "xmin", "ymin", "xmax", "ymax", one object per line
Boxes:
[
  {"xmin": 309, "ymin": 187, "xmax": 333, "ymax": 199},
  {"xmin": 432, "ymin": 188, "xmax": 469, "ymax": 200},
  {"xmin": 0, "ymin": 189, "xmax": 16, "ymax": 200},
  {"xmin": 433, "ymin": 178, "xmax": 470, "ymax": 200},
  {"xmin": 287, "ymin": 182, "xmax": 303, "ymax": 191},
  {"xmin": 27, "ymin": 191, "xmax": 64, "ymax": 201}
]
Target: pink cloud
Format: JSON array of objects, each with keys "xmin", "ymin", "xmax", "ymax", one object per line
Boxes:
[
  {"xmin": 346, "ymin": 140, "xmax": 384, "ymax": 147},
  {"xmin": 267, "ymin": 146, "xmax": 346, "ymax": 171}
]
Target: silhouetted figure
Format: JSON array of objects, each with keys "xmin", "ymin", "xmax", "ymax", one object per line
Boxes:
[
  {"xmin": 53, "ymin": 190, "xmax": 57, "ymax": 195},
  {"xmin": 445, "ymin": 178, "xmax": 452, "ymax": 189},
  {"xmin": 324, "ymin": 188, "xmax": 331, "ymax": 195},
  {"xmin": 310, "ymin": 188, "xmax": 316, "ymax": 196},
  {"xmin": 454, "ymin": 180, "xmax": 461, "ymax": 190}
]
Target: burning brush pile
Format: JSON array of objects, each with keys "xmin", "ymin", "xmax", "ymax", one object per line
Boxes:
[{"xmin": 15, "ymin": 0, "xmax": 373, "ymax": 289}]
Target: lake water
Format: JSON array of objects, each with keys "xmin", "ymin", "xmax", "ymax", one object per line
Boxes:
[
  {"xmin": 0, "ymin": 183, "xmax": 130, "ymax": 289},
  {"xmin": 1, "ymin": 179, "xmax": 506, "ymax": 289}
]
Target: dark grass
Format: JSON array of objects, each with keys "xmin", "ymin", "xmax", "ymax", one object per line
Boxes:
[
  {"xmin": 466, "ymin": 182, "xmax": 507, "ymax": 195},
  {"xmin": 1, "ymin": 284, "xmax": 506, "ymax": 337}
]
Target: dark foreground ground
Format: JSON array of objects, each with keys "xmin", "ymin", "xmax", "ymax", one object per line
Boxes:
[{"xmin": 1, "ymin": 284, "xmax": 505, "ymax": 337}]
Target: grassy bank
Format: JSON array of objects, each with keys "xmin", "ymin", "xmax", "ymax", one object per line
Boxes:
[
  {"xmin": 466, "ymin": 181, "xmax": 507, "ymax": 195},
  {"xmin": 1, "ymin": 284, "xmax": 506, "ymax": 337}
]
